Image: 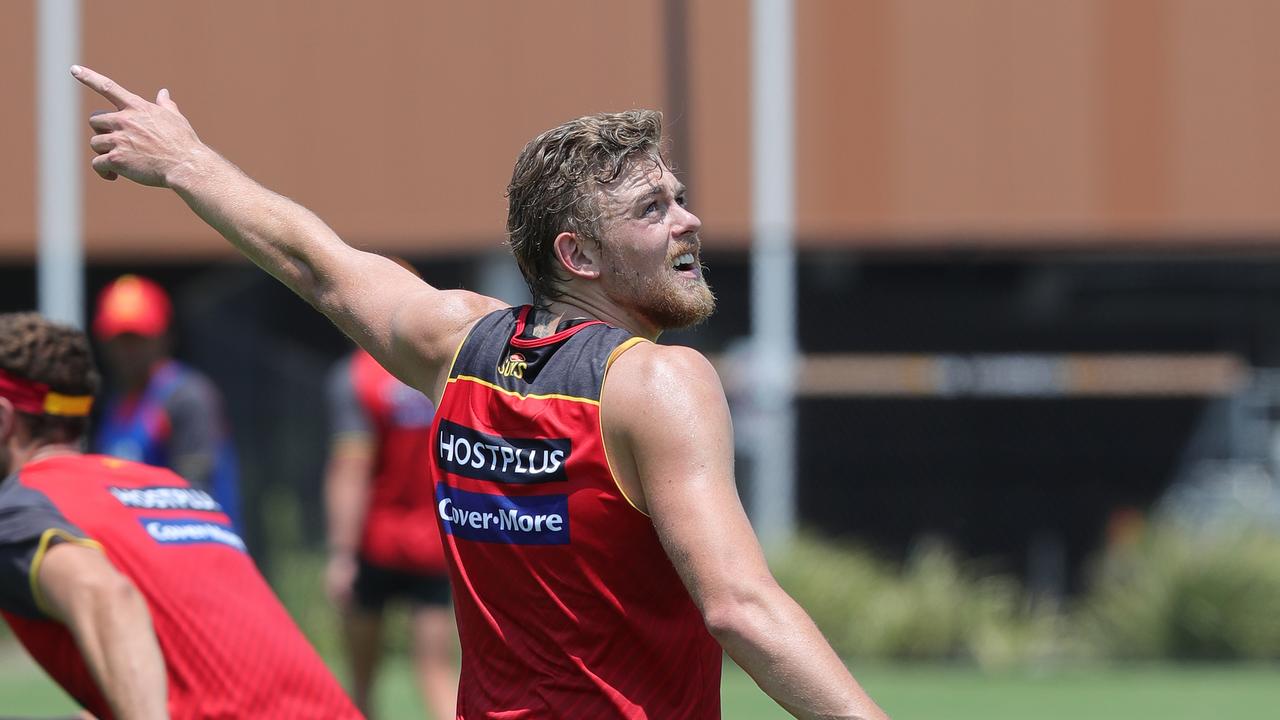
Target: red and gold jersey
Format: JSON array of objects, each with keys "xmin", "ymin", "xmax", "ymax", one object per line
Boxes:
[
  {"xmin": 432, "ymin": 306, "xmax": 722, "ymax": 719},
  {"xmin": 0, "ymin": 455, "xmax": 360, "ymax": 720}
]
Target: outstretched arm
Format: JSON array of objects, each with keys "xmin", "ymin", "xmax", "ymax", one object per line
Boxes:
[
  {"xmin": 38, "ymin": 542, "xmax": 169, "ymax": 720},
  {"xmin": 71, "ymin": 65, "xmax": 503, "ymax": 399},
  {"xmin": 603, "ymin": 344, "xmax": 889, "ymax": 720}
]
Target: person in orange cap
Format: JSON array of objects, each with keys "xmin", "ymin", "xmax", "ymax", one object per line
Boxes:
[{"xmin": 92, "ymin": 274, "xmax": 242, "ymax": 530}]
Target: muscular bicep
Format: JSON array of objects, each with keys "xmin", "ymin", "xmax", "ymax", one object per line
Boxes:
[
  {"xmin": 604, "ymin": 346, "xmax": 774, "ymax": 612},
  {"xmin": 605, "ymin": 350, "xmax": 890, "ymax": 720}
]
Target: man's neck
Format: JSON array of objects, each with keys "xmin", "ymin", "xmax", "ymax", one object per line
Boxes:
[
  {"xmin": 538, "ymin": 295, "xmax": 661, "ymax": 342},
  {"xmin": 11, "ymin": 442, "xmax": 79, "ymax": 473},
  {"xmin": 127, "ymin": 357, "xmax": 170, "ymax": 393}
]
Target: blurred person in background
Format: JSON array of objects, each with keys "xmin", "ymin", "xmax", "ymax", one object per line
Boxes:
[
  {"xmin": 74, "ymin": 65, "xmax": 889, "ymax": 720},
  {"xmin": 0, "ymin": 312, "xmax": 361, "ymax": 719},
  {"xmin": 325, "ymin": 311, "xmax": 457, "ymax": 719},
  {"xmin": 92, "ymin": 274, "xmax": 241, "ymax": 531}
]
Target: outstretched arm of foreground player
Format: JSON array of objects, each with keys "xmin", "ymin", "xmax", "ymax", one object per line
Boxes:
[
  {"xmin": 603, "ymin": 344, "xmax": 889, "ymax": 720},
  {"xmin": 38, "ymin": 542, "xmax": 169, "ymax": 720},
  {"xmin": 70, "ymin": 65, "xmax": 503, "ymax": 398}
]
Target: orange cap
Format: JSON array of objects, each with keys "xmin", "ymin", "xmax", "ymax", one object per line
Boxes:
[{"xmin": 93, "ymin": 274, "xmax": 172, "ymax": 339}]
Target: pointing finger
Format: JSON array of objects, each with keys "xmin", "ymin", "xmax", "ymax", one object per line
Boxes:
[{"xmin": 70, "ymin": 65, "xmax": 144, "ymax": 110}]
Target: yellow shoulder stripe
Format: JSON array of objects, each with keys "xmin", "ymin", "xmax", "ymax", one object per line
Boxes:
[
  {"xmin": 600, "ymin": 336, "xmax": 651, "ymax": 516},
  {"xmin": 439, "ymin": 323, "xmax": 472, "ymax": 405},
  {"xmin": 30, "ymin": 528, "xmax": 104, "ymax": 617}
]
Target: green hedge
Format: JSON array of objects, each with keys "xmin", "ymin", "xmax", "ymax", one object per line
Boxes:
[
  {"xmin": 772, "ymin": 534, "xmax": 1061, "ymax": 668},
  {"xmin": 1078, "ymin": 524, "xmax": 1280, "ymax": 660},
  {"xmin": 775, "ymin": 525, "xmax": 1280, "ymax": 664}
]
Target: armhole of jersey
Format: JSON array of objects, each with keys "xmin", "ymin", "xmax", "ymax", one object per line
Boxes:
[
  {"xmin": 599, "ymin": 336, "xmax": 651, "ymax": 517},
  {"xmin": 439, "ymin": 316, "xmax": 481, "ymax": 403},
  {"xmin": 30, "ymin": 528, "xmax": 105, "ymax": 617}
]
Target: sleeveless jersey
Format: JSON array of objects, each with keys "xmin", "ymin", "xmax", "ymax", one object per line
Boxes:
[
  {"xmin": 431, "ymin": 306, "xmax": 722, "ymax": 719},
  {"xmin": 1, "ymin": 455, "xmax": 360, "ymax": 720},
  {"xmin": 95, "ymin": 360, "xmax": 241, "ymax": 530},
  {"xmin": 349, "ymin": 349, "xmax": 446, "ymax": 573}
]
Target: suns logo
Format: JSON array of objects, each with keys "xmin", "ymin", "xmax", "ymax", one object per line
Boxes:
[{"xmin": 498, "ymin": 352, "xmax": 528, "ymax": 379}]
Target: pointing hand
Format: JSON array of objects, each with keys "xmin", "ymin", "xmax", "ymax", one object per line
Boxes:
[{"xmin": 71, "ymin": 65, "xmax": 202, "ymax": 187}]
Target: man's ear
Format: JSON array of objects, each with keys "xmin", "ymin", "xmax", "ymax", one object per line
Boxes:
[{"xmin": 552, "ymin": 231, "xmax": 603, "ymax": 282}]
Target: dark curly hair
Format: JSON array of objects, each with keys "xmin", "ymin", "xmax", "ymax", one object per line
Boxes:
[
  {"xmin": 0, "ymin": 312, "xmax": 100, "ymax": 443},
  {"xmin": 506, "ymin": 110, "xmax": 666, "ymax": 302}
]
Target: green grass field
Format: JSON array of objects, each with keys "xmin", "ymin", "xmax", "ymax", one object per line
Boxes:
[{"xmin": 2, "ymin": 645, "xmax": 1278, "ymax": 719}]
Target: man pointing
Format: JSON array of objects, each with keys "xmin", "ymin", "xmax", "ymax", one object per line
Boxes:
[{"xmin": 73, "ymin": 64, "xmax": 888, "ymax": 720}]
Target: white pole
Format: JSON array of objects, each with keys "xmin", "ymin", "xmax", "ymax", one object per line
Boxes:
[
  {"xmin": 750, "ymin": 0, "xmax": 797, "ymax": 552},
  {"xmin": 37, "ymin": 0, "xmax": 83, "ymax": 327}
]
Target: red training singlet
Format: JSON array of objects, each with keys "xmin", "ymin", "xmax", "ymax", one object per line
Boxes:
[
  {"xmin": 2, "ymin": 455, "xmax": 360, "ymax": 720},
  {"xmin": 350, "ymin": 349, "xmax": 447, "ymax": 573},
  {"xmin": 431, "ymin": 306, "xmax": 722, "ymax": 719}
]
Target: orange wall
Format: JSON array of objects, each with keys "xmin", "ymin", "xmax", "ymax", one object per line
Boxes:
[
  {"xmin": 4, "ymin": 0, "xmax": 1280, "ymax": 260},
  {"xmin": 2, "ymin": 1, "xmax": 36, "ymax": 256}
]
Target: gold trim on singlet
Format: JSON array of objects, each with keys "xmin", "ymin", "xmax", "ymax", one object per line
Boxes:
[
  {"xmin": 440, "ymin": 323, "xmax": 472, "ymax": 391},
  {"xmin": 448, "ymin": 374, "xmax": 602, "ymax": 405},
  {"xmin": 430, "ymin": 313, "xmax": 479, "ymax": 410},
  {"xmin": 30, "ymin": 528, "xmax": 105, "ymax": 617},
  {"xmin": 599, "ymin": 336, "xmax": 650, "ymax": 516}
]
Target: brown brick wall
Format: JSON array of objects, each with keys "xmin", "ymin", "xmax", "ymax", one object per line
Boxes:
[{"xmin": 4, "ymin": 0, "xmax": 1280, "ymax": 259}]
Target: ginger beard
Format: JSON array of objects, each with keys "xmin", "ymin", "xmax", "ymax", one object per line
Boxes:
[{"xmin": 600, "ymin": 243, "xmax": 716, "ymax": 331}]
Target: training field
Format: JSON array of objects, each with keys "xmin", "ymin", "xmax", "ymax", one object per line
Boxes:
[{"xmin": 2, "ymin": 648, "xmax": 1277, "ymax": 719}]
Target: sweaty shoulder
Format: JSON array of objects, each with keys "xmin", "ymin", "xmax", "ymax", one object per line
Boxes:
[
  {"xmin": 606, "ymin": 342, "xmax": 722, "ymax": 401},
  {"xmin": 602, "ymin": 343, "xmax": 731, "ymax": 513}
]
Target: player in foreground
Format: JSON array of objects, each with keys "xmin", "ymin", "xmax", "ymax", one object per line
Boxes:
[
  {"xmin": 73, "ymin": 64, "xmax": 890, "ymax": 719},
  {"xmin": 0, "ymin": 312, "xmax": 361, "ymax": 719}
]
